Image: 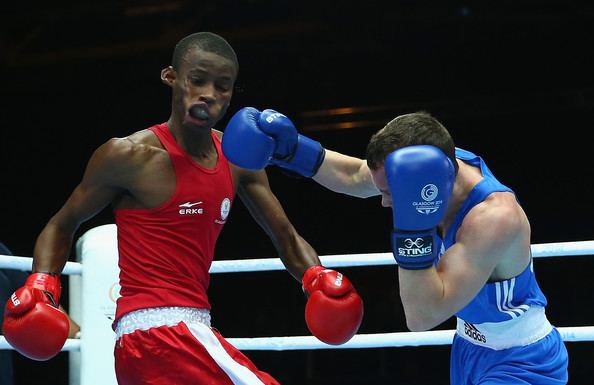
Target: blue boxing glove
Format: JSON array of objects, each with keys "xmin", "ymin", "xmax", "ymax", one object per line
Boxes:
[
  {"xmin": 222, "ymin": 107, "xmax": 325, "ymax": 177},
  {"xmin": 221, "ymin": 107, "xmax": 276, "ymax": 170},
  {"xmin": 386, "ymin": 145, "xmax": 455, "ymax": 269}
]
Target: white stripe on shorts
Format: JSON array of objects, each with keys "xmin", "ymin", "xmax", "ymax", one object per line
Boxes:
[{"xmin": 186, "ymin": 322, "xmax": 265, "ymax": 385}]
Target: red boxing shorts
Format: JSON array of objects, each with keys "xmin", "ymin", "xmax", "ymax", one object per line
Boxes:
[{"xmin": 114, "ymin": 307, "xmax": 279, "ymax": 385}]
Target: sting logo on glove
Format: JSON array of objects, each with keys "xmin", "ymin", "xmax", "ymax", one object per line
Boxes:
[{"xmin": 397, "ymin": 236, "xmax": 433, "ymax": 258}]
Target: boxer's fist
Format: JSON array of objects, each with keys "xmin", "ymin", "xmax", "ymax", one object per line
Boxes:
[
  {"xmin": 302, "ymin": 266, "xmax": 364, "ymax": 345},
  {"xmin": 222, "ymin": 107, "xmax": 325, "ymax": 177},
  {"xmin": 258, "ymin": 109, "xmax": 326, "ymax": 177},
  {"xmin": 2, "ymin": 273, "xmax": 69, "ymax": 360},
  {"xmin": 258, "ymin": 109, "xmax": 299, "ymax": 160},
  {"xmin": 222, "ymin": 107, "xmax": 276, "ymax": 170}
]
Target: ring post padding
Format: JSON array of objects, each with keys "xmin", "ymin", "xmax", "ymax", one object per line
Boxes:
[
  {"xmin": 69, "ymin": 266, "xmax": 82, "ymax": 385},
  {"xmin": 73, "ymin": 224, "xmax": 120, "ymax": 385}
]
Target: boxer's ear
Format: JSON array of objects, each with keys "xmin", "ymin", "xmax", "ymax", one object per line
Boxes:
[{"xmin": 161, "ymin": 66, "xmax": 175, "ymax": 86}]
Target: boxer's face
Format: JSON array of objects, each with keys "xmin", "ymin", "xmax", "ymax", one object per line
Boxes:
[
  {"xmin": 370, "ymin": 165, "xmax": 392, "ymax": 208},
  {"xmin": 163, "ymin": 48, "xmax": 237, "ymax": 129}
]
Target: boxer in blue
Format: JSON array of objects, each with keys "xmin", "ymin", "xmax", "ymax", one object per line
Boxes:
[{"xmin": 221, "ymin": 109, "xmax": 569, "ymax": 384}]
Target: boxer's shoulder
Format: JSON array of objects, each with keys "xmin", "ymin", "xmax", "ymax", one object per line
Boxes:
[{"xmin": 101, "ymin": 130, "xmax": 167, "ymax": 165}]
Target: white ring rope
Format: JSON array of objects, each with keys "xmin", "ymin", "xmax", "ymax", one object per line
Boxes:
[
  {"xmin": 0, "ymin": 240, "xmax": 593, "ymax": 352},
  {"xmin": 1, "ymin": 326, "xmax": 594, "ymax": 351},
  {"xmin": 1, "ymin": 240, "xmax": 592, "ymax": 275},
  {"xmin": 0, "ymin": 337, "xmax": 80, "ymax": 351},
  {"xmin": 209, "ymin": 240, "xmax": 594, "ymax": 273},
  {"xmin": 227, "ymin": 326, "xmax": 594, "ymax": 350},
  {"xmin": 0, "ymin": 255, "xmax": 82, "ymax": 275}
]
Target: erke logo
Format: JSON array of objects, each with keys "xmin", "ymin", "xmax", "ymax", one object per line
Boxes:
[{"xmin": 179, "ymin": 201, "xmax": 204, "ymax": 215}]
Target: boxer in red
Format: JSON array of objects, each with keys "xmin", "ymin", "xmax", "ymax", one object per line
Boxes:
[{"xmin": 2, "ymin": 32, "xmax": 363, "ymax": 384}]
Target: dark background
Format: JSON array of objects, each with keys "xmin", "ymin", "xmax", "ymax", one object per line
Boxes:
[{"xmin": 2, "ymin": 1, "xmax": 593, "ymax": 384}]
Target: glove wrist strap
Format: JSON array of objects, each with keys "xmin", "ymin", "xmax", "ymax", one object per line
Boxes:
[
  {"xmin": 272, "ymin": 135, "xmax": 325, "ymax": 177},
  {"xmin": 302, "ymin": 265, "xmax": 326, "ymax": 294},
  {"xmin": 391, "ymin": 229, "xmax": 439, "ymax": 270},
  {"xmin": 25, "ymin": 273, "xmax": 62, "ymax": 305}
]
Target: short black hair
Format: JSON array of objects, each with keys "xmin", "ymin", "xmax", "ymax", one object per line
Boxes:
[
  {"xmin": 366, "ymin": 111, "xmax": 458, "ymax": 174},
  {"xmin": 171, "ymin": 32, "xmax": 238, "ymax": 72}
]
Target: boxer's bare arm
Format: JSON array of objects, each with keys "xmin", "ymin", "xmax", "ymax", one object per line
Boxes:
[
  {"xmin": 235, "ymin": 167, "xmax": 320, "ymax": 281},
  {"xmin": 313, "ymin": 149, "xmax": 380, "ymax": 198},
  {"xmin": 33, "ymin": 138, "xmax": 137, "ymax": 273}
]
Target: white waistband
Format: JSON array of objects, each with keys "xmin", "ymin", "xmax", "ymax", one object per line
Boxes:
[
  {"xmin": 115, "ymin": 307, "xmax": 211, "ymax": 339},
  {"xmin": 456, "ymin": 306, "xmax": 553, "ymax": 350}
]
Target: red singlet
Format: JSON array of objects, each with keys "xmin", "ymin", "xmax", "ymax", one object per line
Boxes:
[{"xmin": 114, "ymin": 123, "xmax": 235, "ymax": 325}]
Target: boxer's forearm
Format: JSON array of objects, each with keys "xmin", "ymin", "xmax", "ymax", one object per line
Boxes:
[
  {"xmin": 32, "ymin": 219, "xmax": 75, "ymax": 274},
  {"xmin": 313, "ymin": 150, "xmax": 380, "ymax": 198}
]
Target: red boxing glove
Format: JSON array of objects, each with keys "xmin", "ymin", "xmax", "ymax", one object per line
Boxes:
[
  {"xmin": 2, "ymin": 273, "xmax": 69, "ymax": 361},
  {"xmin": 302, "ymin": 266, "xmax": 364, "ymax": 345}
]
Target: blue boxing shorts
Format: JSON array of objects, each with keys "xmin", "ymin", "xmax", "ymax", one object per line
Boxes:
[{"xmin": 450, "ymin": 308, "xmax": 568, "ymax": 384}]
